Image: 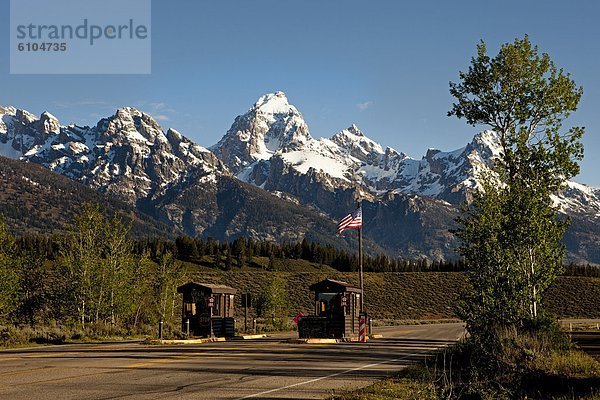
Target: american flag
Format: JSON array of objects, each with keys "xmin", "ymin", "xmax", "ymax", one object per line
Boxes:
[{"xmin": 337, "ymin": 206, "xmax": 362, "ymax": 234}]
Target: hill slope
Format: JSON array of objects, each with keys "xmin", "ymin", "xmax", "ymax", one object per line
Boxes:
[
  {"xmin": 186, "ymin": 270, "xmax": 600, "ymax": 320},
  {"xmin": 0, "ymin": 156, "xmax": 172, "ymax": 237}
]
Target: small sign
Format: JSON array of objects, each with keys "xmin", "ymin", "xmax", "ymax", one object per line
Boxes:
[
  {"xmin": 241, "ymin": 293, "xmax": 252, "ymax": 308},
  {"xmin": 293, "ymin": 312, "xmax": 304, "ymax": 324},
  {"xmin": 208, "ymin": 296, "xmax": 215, "ymax": 308}
]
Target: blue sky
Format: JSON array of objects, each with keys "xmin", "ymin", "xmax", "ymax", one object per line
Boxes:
[{"xmin": 1, "ymin": 0, "xmax": 599, "ymax": 185}]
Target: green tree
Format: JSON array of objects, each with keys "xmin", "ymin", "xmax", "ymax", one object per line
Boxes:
[
  {"xmin": 61, "ymin": 204, "xmax": 138, "ymax": 327},
  {"xmin": 214, "ymin": 247, "xmax": 222, "ymax": 269},
  {"xmin": 233, "ymin": 238, "xmax": 247, "ymax": 269},
  {"xmin": 267, "ymin": 251, "xmax": 276, "ymax": 271},
  {"xmin": 128, "ymin": 251, "xmax": 156, "ymax": 329},
  {"xmin": 0, "ymin": 217, "xmax": 20, "ymax": 322},
  {"xmin": 102, "ymin": 214, "xmax": 134, "ymax": 326},
  {"xmin": 450, "ymin": 36, "xmax": 585, "ymax": 342},
  {"xmin": 155, "ymin": 251, "xmax": 186, "ymax": 331},
  {"xmin": 17, "ymin": 249, "xmax": 50, "ymax": 325},
  {"xmin": 256, "ymin": 275, "xmax": 288, "ymax": 330},
  {"xmin": 61, "ymin": 203, "xmax": 104, "ymax": 327}
]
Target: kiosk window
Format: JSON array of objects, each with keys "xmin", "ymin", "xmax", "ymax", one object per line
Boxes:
[
  {"xmin": 185, "ymin": 303, "xmax": 196, "ymax": 315},
  {"xmin": 316, "ymin": 293, "xmax": 341, "ymax": 316},
  {"xmin": 212, "ymin": 294, "xmax": 221, "ymax": 316}
]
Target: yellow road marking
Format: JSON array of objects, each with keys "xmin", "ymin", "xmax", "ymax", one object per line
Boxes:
[
  {"xmin": 125, "ymin": 355, "xmax": 194, "ymax": 368},
  {"xmin": 6, "ymin": 370, "xmax": 111, "ymax": 387},
  {"xmin": 123, "ymin": 350, "xmax": 272, "ymax": 368},
  {"xmin": 388, "ymin": 329, "xmax": 416, "ymax": 335},
  {"xmin": 0, "ymin": 366, "xmax": 47, "ymax": 378},
  {"xmin": 24, "ymin": 352, "xmax": 77, "ymax": 358},
  {"xmin": 0, "ymin": 352, "xmax": 77, "ymax": 361}
]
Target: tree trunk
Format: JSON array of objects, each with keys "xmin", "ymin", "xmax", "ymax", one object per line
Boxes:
[
  {"xmin": 529, "ymin": 248, "xmax": 538, "ymax": 319},
  {"xmin": 110, "ymin": 289, "xmax": 115, "ymax": 326},
  {"xmin": 80, "ymin": 299, "xmax": 86, "ymax": 328}
]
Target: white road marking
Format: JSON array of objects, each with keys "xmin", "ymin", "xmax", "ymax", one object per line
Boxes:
[{"xmin": 235, "ymin": 351, "xmax": 422, "ymax": 399}]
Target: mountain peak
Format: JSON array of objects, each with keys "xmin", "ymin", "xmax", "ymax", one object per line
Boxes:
[
  {"xmin": 470, "ymin": 130, "xmax": 503, "ymax": 158},
  {"xmin": 212, "ymin": 91, "xmax": 311, "ymax": 175},
  {"xmin": 0, "ymin": 105, "xmax": 17, "ymax": 116},
  {"xmin": 38, "ymin": 111, "xmax": 60, "ymax": 134},
  {"xmin": 253, "ymin": 91, "xmax": 297, "ymax": 115},
  {"xmin": 115, "ymin": 107, "xmax": 143, "ymax": 119},
  {"xmin": 40, "ymin": 111, "xmax": 58, "ymax": 120},
  {"xmin": 347, "ymin": 123, "xmax": 364, "ymax": 136},
  {"xmin": 331, "ymin": 125, "xmax": 384, "ymax": 158}
]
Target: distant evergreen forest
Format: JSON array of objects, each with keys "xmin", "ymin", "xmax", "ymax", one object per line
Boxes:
[{"xmin": 14, "ymin": 234, "xmax": 600, "ymax": 276}]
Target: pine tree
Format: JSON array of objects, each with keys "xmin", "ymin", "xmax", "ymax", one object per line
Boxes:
[
  {"xmin": 233, "ymin": 238, "xmax": 247, "ymax": 269},
  {"xmin": 17, "ymin": 248, "xmax": 49, "ymax": 325},
  {"xmin": 225, "ymin": 250, "xmax": 233, "ymax": 271},
  {"xmin": 214, "ymin": 247, "xmax": 222, "ymax": 269},
  {"xmin": 268, "ymin": 251, "xmax": 276, "ymax": 271}
]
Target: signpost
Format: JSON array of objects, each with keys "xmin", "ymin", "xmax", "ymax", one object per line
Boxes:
[
  {"xmin": 293, "ymin": 312, "xmax": 304, "ymax": 325},
  {"xmin": 208, "ymin": 295, "xmax": 215, "ymax": 338},
  {"xmin": 241, "ymin": 293, "xmax": 252, "ymax": 333}
]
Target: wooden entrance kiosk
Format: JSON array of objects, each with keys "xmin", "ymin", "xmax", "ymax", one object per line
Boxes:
[
  {"xmin": 298, "ymin": 278, "xmax": 361, "ymax": 339},
  {"xmin": 177, "ymin": 282, "xmax": 237, "ymax": 338}
]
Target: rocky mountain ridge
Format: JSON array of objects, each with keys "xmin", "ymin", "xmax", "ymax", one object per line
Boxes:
[
  {"xmin": 1, "ymin": 105, "xmax": 226, "ymax": 205},
  {"xmin": 211, "ymin": 92, "xmax": 600, "ymax": 221},
  {"xmin": 2, "ymin": 92, "xmax": 599, "ymax": 262}
]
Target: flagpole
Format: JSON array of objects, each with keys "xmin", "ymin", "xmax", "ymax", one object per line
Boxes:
[{"xmin": 358, "ymin": 200, "xmax": 364, "ymax": 313}]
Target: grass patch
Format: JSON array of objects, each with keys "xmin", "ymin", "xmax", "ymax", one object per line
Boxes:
[
  {"xmin": 333, "ymin": 346, "xmax": 600, "ymax": 400},
  {"xmin": 0, "ymin": 322, "xmax": 159, "ymax": 349},
  {"xmin": 536, "ymin": 350, "xmax": 600, "ymax": 377},
  {"xmin": 332, "ymin": 365, "xmax": 440, "ymax": 400},
  {"xmin": 334, "ymin": 323, "xmax": 600, "ymax": 400}
]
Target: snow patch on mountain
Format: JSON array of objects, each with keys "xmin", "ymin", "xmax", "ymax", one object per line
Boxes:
[
  {"xmin": 255, "ymin": 91, "xmax": 299, "ymax": 115},
  {"xmin": 280, "ymin": 148, "xmax": 350, "ymax": 181},
  {"xmin": 553, "ymin": 181, "xmax": 600, "ymax": 219}
]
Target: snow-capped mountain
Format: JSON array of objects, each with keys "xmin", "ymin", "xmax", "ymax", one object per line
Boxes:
[
  {"xmin": 553, "ymin": 181, "xmax": 600, "ymax": 219},
  {"xmin": 2, "ymin": 92, "xmax": 600, "ymax": 262},
  {"xmin": 213, "ymin": 92, "xmax": 600, "ymax": 219},
  {"xmin": 0, "ymin": 104, "xmax": 367, "ymax": 249},
  {"xmin": 211, "ymin": 93, "xmax": 502, "ymax": 214},
  {"xmin": 210, "ymin": 92, "xmax": 600, "ymax": 261},
  {"xmin": 211, "ymin": 91, "xmax": 311, "ymax": 175},
  {"xmin": 1, "ymin": 105, "xmax": 226, "ymax": 204}
]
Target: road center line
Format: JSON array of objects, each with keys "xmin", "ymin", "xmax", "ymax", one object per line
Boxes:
[
  {"xmin": 235, "ymin": 350, "xmax": 424, "ymax": 399},
  {"xmin": 0, "ymin": 366, "xmax": 48, "ymax": 378}
]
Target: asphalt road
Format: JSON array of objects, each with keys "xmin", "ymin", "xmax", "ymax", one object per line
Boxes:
[{"xmin": 0, "ymin": 323, "xmax": 465, "ymax": 400}]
